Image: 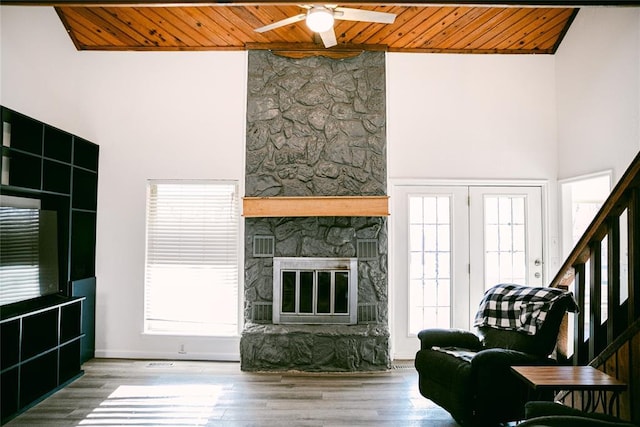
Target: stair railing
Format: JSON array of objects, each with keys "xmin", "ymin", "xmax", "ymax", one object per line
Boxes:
[{"xmin": 549, "ymin": 151, "xmax": 640, "ymax": 365}]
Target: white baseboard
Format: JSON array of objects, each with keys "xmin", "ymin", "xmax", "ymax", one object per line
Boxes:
[{"xmin": 94, "ymin": 350, "xmax": 240, "ymax": 362}]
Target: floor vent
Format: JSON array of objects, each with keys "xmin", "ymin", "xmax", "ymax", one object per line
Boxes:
[
  {"xmin": 146, "ymin": 362, "xmax": 175, "ymax": 368},
  {"xmin": 253, "ymin": 235, "xmax": 275, "ymax": 257},
  {"xmin": 392, "ymin": 363, "xmax": 414, "ymax": 370},
  {"xmin": 357, "ymin": 239, "xmax": 378, "ymax": 260},
  {"xmin": 358, "ymin": 304, "xmax": 378, "ymax": 324},
  {"xmin": 252, "ymin": 302, "xmax": 273, "ymax": 323}
]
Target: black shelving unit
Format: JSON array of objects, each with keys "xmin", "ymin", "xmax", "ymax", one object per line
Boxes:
[
  {"xmin": 0, "ymin": 106, "xmax": 99, "ymax": 424},
  {"xmin": 0, "ymin": 296, "xmax": 84, "ymax": 420}
]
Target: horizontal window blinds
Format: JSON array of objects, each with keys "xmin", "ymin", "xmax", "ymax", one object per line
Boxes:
[
  {"xmin": 0, "ymin": 207, "xmax": 41, "ymax": 305},
  {"xmin": 144, "ymin": 181, "xmax": 239, "ymax": 336}
]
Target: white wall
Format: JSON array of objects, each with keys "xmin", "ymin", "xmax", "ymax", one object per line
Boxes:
[
  {"xmin": 556, "ymin": 7, "xmax": 640, "ymax": 183},
  {"xmin": 2, "ymin": 5, "xmax": 639, "ymax": 361},
  {"xmin": 1, "ymin": 6, "xmax": 247, "ymax": 360},
  {"xmin": 387, "ymin": 53, "xmax": 558, "ymax": 180},
  {"xmin": 385, "ymin": 53, "xmax": 560, "ymax": 356}
]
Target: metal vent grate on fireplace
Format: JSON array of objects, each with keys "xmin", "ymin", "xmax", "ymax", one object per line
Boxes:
[
  {"xmin": 357, "ymin": 239, "xmax": 378, "ymax": 260},
  {"xmin": 358, "ymin": 303, "xmax": 378, "ymax": 324},
  {"xmin": 253, "ymin": 235, "xmax": 275, "ymax": 257},
  {"xmin": 251, "ymin": 302, "xmax": 273, "ymax": 323}
]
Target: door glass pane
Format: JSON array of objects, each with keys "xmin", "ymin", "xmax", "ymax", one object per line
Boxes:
[
  {"xmin": 409, "ymin": 225, "xmax": 423, "ymax": 251},
  {"xmin": 410, "ymin": 252, "xmax": 424, "ymax": 279},
  {"xmin": 409, "ymin": 197, "xmax": 424, "ymax": 222},
  {"xmin": 437, "ymin": 279, "xmax": 451, "ymax": 306},
  {"xmin": 484, "ymin": 195, "xmax": 528, "ymax": 289},
  {"xmin": 424, "ymin": 225, "xmax": 437, "ymax": 251},
  {"xmin": 438, "ymin": 225, "xmax": 450, "ymax": 251},
  {"xmin": 408, "ymin": 195, "xmax": 452, "ymax": 333},
  {"xmin": 485, "ymin": 197, "xmax": 498, "ymax": 223}
]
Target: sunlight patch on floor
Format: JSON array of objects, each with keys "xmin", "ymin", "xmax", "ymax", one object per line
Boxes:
[{"xmin": 78, "ymin": 384, "xmax": 223, "ymax": 426}]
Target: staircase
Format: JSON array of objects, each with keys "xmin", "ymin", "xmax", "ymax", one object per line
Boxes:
[{"xmin": 549, "ymin": 151, "xmax": 640, "ymax": 423}]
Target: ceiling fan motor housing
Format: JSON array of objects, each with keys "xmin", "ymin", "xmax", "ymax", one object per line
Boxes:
[{"xmin": 306, "ymin": 6, "xmax": 335, "ymax": 33}]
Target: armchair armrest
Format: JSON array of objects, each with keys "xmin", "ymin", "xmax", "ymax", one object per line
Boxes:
[
  {"xmin": 471, "ymin": 347, "xmax": 552, "ymax": 368},
  {"xmin": 417, "ymin": 328, "xmax": 482, "ymax": 351}
]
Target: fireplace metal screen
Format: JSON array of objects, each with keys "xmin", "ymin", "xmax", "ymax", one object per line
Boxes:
[{"xmin": 273, "ymin": 257, "xmax": 358, "ymax": 324}]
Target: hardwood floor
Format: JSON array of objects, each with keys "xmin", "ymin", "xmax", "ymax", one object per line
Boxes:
[{"xmin": 5, "ymin": 359, "xmax": 459, "ymax": 427}]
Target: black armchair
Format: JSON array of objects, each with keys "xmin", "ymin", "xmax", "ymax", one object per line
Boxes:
[{"xmin": 414, "ymin": 284, "xmax": 578, "ymax": 427}]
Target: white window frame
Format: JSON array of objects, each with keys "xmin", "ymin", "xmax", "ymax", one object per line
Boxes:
[
  {"xmin": 559, "ymin": 170, "xmax": 613, "ymax": 356},
  {"xmin": 143, "ymin": 179, "xmax": 240, "ymax": 336},
  {"xmin": 559, "ymin": 170, "xmax": 612, "ymax": 258}
]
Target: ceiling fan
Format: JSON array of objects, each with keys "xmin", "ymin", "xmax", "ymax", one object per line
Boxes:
[{"xmin": 254, "ymin": 5, "xmax": 396, "ymax": 48}]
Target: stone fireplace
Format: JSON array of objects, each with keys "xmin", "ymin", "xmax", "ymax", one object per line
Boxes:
[{"xmin": 240, "ymin": 50, "xmax": 389, "ymax": 372}]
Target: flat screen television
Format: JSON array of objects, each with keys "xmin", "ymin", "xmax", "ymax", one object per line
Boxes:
[{"xmin": 0, "ymin": 197, "xmax": 59, "ymax": 307}]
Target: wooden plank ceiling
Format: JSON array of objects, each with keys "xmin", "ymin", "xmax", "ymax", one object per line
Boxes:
[{"xmin": 55, "ymin": 4, "xmax": 578, "ymax": 54}]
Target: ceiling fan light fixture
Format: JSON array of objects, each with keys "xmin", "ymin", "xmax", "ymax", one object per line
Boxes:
[{"xmin": 306, "ymin": 7, "xmax": 334, "ymax": 33}]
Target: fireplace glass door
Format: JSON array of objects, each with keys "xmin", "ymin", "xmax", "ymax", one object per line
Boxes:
[
  {"xmin": 273, "ymin": 258, "xmax": 358, "ymax": 324},
  {"xmin": 281, "ymin": 270, "xmax": 349, "ymax": 316}
]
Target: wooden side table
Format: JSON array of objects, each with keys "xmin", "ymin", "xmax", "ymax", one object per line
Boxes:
[{"xmin": 511, "ymin": 366, "xmax": 627, "ymax": 417}]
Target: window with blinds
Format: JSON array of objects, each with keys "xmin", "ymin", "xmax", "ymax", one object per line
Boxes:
[
  {"xmin": 144, "ymin": 180, "xmax": 240, "ymax": 336},
  {"xmin": 0, "ymin": 205, "xmax": 59, "ymax": 306},
  {"xmin": 0, "ymin": 207, "xmax": 42, "ymax": 305}
]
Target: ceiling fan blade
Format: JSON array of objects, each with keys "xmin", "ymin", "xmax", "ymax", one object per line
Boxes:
[
  {"xmin": 319, "ymin": 28, "xmax": 337, "ymax": 48},
  {"xmin": 254, "ymin": 13, "xmax": 306, "ymax": 33},
  {"xmin": 334, "ymin": 7, "xmax": 396, "ymax": 24}
]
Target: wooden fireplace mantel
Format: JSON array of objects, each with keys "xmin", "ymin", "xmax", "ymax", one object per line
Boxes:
[{"xmin": 242, "ymin": 196, "xmax": 389, "ymax": 217}]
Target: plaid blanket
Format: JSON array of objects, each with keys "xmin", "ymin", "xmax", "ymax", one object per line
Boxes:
[{"xmin": 473, "ymin": 283, "xmax": 578, "ymax": 335}]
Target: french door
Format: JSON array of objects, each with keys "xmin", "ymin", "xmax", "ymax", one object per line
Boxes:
[{"xmin": 391, "ymin": 184, "xmax": 543, "ymax": 359}]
